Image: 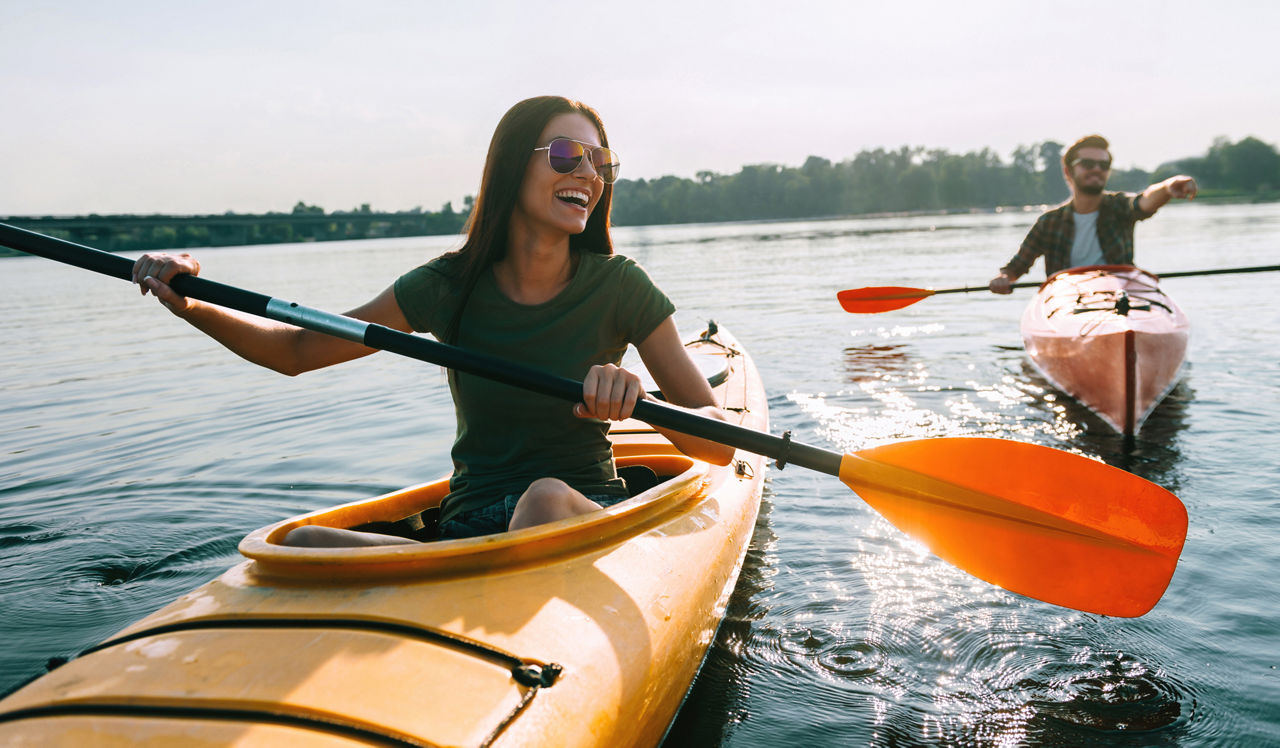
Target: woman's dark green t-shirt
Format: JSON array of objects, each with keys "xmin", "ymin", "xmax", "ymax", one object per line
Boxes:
[{"xmin": 393, "ymin": 251, "xmax": 675, "ymax": 524}]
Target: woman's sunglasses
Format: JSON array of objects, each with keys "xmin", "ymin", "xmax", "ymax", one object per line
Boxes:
[{"xmin": 533, "ymin": 138, "xmax": 621, "ymax": 184}]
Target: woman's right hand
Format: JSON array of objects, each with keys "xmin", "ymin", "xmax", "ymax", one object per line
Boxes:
[
  {"xmin": 132, "ymin": 252, "xmax": 201, "ymax": 316},
  {"xmin": 575, "ymin": 363, "xmax": 644, "ymax": 422}
]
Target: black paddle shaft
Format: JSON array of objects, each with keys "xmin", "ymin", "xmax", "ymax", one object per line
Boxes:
[
  {"xmin": 0, "ymin": 222, "xmax": 844, "ymax": 477},
  {"xmin": 1156, "ymin": 264, "xmax": 1280, "ymax": 279},
  {"xmin": 933, "ymin": 264, "xmax": 1280, "ymax": 295}
]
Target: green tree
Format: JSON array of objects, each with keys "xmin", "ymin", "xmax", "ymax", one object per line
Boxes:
[
  {"xmin": 1215, "ymin": 136, "xmax": 1280, "ymax": 191},
  {"xmin": 291, "ymin": 201, "xmax": 325, "ymax": 215},
  {"xmin": 1038, "ymin": 142, "xmax": 1066, "ymax": 203}
]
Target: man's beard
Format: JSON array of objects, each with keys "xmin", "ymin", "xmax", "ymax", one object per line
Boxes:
[{"xmin": 1077, "ymin": 183, "xmax": 1104, "ymax": 195}]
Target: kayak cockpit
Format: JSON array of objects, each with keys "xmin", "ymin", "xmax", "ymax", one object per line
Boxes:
[
  {"xmin": 238, "ymin": 453, "xmax": 710, "ymax": 582},
  {"xmin": 0, "ymin": 323, "xmax": 768, "ymax": 748}
]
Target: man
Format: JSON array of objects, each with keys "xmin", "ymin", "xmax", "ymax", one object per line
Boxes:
[{"xmin": 989, "ymin": 134, "xmax": 1198, "ymax": 293}]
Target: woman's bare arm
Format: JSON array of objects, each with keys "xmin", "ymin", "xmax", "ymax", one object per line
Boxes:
[{"xmin": 133, "ymin": 252, "xmax": 413, "ymax": 376}]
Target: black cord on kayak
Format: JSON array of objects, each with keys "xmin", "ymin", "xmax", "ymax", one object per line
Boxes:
[{"xmin": 775, "ymin": 430, "xmax": 793, "ymax": 470}]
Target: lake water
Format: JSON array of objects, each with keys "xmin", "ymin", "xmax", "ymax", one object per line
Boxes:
[{"xmin": 1, "ymin": 202, "xmax": 1277, "ymax": 745}]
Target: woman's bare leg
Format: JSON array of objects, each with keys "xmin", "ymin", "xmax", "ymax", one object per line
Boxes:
[
  {"xmin": 282, "ymin": 525, "xmax": 420, "ymax": 547},
  {"xmin": 508, "ymin": 478, "xmax": 603, "ymax": 531}
]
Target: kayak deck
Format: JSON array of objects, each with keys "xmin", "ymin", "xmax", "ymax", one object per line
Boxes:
[
  {"xmin": 0, "ymin": 324, "xmax": 769, "ymax": 748},
  {"xmin": 1020, "ymin": 265, "xmax": 1189, "ymax": 436}
]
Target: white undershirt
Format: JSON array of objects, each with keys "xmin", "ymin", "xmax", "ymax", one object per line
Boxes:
[{"xmin": 1070, "ymin": 210, "xmax": 1105, "ymax": 267}]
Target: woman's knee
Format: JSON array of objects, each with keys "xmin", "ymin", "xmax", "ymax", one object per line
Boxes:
[
  {"xmin": 521, "ymin": 477, "xmax": 574, "ymax": 503},
  {"xmin": 511, "ymin": 479, "xmax": 593, "ymax": 528}
]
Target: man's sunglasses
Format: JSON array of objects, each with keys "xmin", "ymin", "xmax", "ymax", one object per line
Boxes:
[
  {"xmin": 1072, "ymin": 157, "xmax": 1112, "ymax": 171},
  {"xmin": 533, "ymin": 138, "xmax": 621, "ymax": 184}
]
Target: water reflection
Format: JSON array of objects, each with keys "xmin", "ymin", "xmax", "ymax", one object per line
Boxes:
[
  {"xmin": 1018, "ymin": 361, "xmax": 1192, "ymax": 489},
  {"xmin": 625, "ymin": 219, "xmax": 988, "ymax": 252},
  {"xmin": 842, "ymin": 343, "xmax": 920, "ymax": 385},
  {"xmin": 668, "ymin": 468, "xmax": 1199, "ymax": 747},
  {"xmin": 1019, "ymin": 649, "xmax": 1190, "ymax": 742},
  {"xmin": 7, "ymin": 206, "xmax": 1276, "ymax": 745},
  {"xmin": 753, "ymin": 338, "xmax": 1197, "ymax": 746},
  {"xmin": 663, "ymin": 489, "xmax": 780, "ymax": 747}
]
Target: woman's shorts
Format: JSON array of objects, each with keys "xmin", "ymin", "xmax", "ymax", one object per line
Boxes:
[{"xmin": 438, "ymin": 491, "xmax": 629, "ymax": 540}]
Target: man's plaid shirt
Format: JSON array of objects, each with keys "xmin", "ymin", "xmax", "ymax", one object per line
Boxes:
[{"xmin": 1002, "ymin": 192, "xmax": 1153, "ymax": 278}]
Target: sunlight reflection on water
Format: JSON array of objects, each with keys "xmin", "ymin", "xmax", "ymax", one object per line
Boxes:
[
  {"xmin": 658, "ymin": 208, "xmax": 1271, "ymax": 745},
  {"xmin": 4, "ymin": 206, "xmax": 1278, "ymax": 745}
]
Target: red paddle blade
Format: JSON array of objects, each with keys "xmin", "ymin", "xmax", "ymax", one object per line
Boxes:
[
  {"xmin": 837, "ymin": 286, "xmax": 935, "ymax": 313},
  {"xmin": 839, "ymin": 437, "xmax": 1187, "ymax": 616}
]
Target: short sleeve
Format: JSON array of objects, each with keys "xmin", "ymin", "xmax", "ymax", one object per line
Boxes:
[
  {"xmin": 613, "ymin": 257, "xmax": 676, "ymax": 344},
  {"xmin": 1129, "ymin": 192, "xmax": 1154, "ymax": 221},
  {"xmin": 393, "ymin": 257, "xmax": 461, "ymax": 334}
]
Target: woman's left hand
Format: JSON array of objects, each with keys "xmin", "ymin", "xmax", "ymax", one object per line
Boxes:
[{"xmin": 576, "ymin": 363, "xmax": 644, "ymax": 421}]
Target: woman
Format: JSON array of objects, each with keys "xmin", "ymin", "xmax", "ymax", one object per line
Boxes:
[{"xmin": 131, "ymin": 96, "xmax": 734, "ymax": 545}]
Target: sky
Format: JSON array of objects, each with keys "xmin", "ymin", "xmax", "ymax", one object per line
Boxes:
[{"xmin": 2, "ymin": 0, "xmax": 1277, "ymax": 217}]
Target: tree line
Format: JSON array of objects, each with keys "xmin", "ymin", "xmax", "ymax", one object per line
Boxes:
[
  {"xmin": 610, "ymin": 135, "xmax": 1278, "ymax": 225},
  {"xmin": 2, "ymin": 135, "xmax": 1275, "ymax": 255}
]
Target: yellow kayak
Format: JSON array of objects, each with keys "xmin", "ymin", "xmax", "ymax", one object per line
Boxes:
[{"xmin": 0, "ymin": 323, "xmax": 768, "ymax": 747}]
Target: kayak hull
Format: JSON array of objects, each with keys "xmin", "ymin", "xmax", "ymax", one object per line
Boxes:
[
  {"xmin": 0, "ymin": 325, "xmax": 769, "ymax": 748},
  {"xmin": 1021, "ymin": 265, "xmax": 1189, "ymax": 436}
]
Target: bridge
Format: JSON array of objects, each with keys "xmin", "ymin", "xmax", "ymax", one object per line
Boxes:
[{"xmin": 0, "ymin": 211, "xmax": 467, "ymax": 254}]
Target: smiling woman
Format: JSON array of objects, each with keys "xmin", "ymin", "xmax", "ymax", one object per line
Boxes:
[
  {"xmin": 119, "ymin": 95, "xmax": 734, "ymax": 546},
  {"xmin": 0, "ymin": 224, "xmax": 772, "ymax": 746}
]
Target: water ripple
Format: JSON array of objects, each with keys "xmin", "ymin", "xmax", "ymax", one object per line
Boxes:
[{"xmin": 7, "ymin": 212, "xmax": 1280, "ymax": 746}]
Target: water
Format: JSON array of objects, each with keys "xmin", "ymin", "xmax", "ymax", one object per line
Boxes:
[{"xmin": 2, "ymin": 203, "xmax": 1277, "ymax": 745}]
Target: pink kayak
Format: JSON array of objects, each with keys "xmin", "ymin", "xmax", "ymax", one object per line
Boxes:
[{"xmin": 1020, "ymin": 265, "xmax": 1190, "ymax": 436}]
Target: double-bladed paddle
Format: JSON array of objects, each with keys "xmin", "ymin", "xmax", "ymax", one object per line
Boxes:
[
  {"xmin": 1, "ymin": 223, "xmax": 1187, "ymax": 616},
  {"xmin": 838, "ymin": 264, "xmax": 1280, "ymax": 313}
]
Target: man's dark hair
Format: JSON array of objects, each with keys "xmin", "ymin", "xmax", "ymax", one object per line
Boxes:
[{"xmin": 1063, "ymin": 134, "xmax": 1111, "ymax": 170}]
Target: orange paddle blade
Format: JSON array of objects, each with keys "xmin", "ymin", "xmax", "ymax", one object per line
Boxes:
[
  {"xmin": 840, "ymin": 438, "xmax": 1186, "ymax": 616},
  {"xmin": 837, "ymin": 286, "xmax": 935, "ymax": 313}
]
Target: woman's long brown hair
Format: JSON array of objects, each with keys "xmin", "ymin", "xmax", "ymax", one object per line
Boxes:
[{"xmin": 441, "ymin": 96, "xmax": 615, "ymax": 343}]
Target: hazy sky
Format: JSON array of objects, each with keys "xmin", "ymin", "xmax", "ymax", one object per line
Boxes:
[{"xmin": 3, "ymin": 0, "xmax": 1276, "ymax": 216}]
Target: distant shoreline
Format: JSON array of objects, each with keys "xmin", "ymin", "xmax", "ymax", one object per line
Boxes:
[{"xmin": 1, "ymin": 191, "xmax": 1274, "ymax": 258}]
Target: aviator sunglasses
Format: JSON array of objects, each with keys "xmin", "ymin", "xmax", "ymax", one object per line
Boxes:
[
  {"xmin": 533, "ymin": 138, "xmax": 621, "ymax": 184},
  {"xmin": 1072, "ymin": 157, "xmax": 1112, "ymax": 171}
]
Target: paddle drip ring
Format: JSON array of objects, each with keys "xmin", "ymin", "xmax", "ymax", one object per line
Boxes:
[{"xmin": 776, "ymin": 430, "xmax": 793, "ymax": 470}]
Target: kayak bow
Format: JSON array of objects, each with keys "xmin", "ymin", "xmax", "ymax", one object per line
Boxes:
[{"xmin": 1021, "ymin": 265, "xmax": 1189, "ymax": 436}]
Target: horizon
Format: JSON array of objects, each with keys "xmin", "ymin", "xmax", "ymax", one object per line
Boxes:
[
  {"xmin": 0, "ymin": 148, "xmax": 1208, "ymax": 221},
  {"xmin": 3, "ymin": 0, "xmax": 1276, "ymax": 216}
]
